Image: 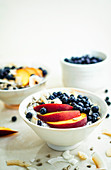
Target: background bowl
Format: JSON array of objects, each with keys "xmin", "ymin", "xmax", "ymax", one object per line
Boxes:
[
  {"xmin": 19, "ymin": 87, "xmax": 108, "ymax": 151},
  {"xmin": 0, "ymin": 62, "xmax": 50, "ymax": 108},
  {"xmin": 61, "ymin": 50, "xmax": 109, "ymax": 92}
]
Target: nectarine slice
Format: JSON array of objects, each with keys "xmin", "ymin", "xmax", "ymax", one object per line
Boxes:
[
  {"xmin": 35, "ymin": 68, "xmax": 43, "ymax": 77},
  {"xmin": 47, "ymin": 113, "xmax": 87, "ymax": 128},
  {"xmin": 34, "ymin": 103, "xmax": 73, "ymax": 113},
  {"xmin": 16, "ymin": 68, "xmax": 30, "ymax": 86},
  {"xmin": 37, "ymin": 110, "xmax": 80, "ymax": 122},
  {"xmin": 0, "ymin": 127, "xmax": 18, "ymax": 136},
  {"xmin": 25, "ymin": 67, "xmax": 38, "ymax": 75}
]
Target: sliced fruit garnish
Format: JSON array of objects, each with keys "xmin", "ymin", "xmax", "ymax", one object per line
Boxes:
[
  {"xmin": 37, "ymin": 110, "xmax": 80, "ymax": 122},
  {"xmin": 34, "ymin": 103, "xmax": 73, "ymax": 113},
  {"xmin": 47, "ymin": 113, "xmax": 87, "ymax": 128}
]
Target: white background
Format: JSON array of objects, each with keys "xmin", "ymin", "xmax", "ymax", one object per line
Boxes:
[{"xmin": 0, "ymin": 0, "xmax": 111, "ymax": 87}]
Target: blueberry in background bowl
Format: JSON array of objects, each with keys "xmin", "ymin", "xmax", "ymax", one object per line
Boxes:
[
  {"xmin": 0, "ymin": 62, "xmax": 50, "ymax": 109},
  {"xmin": 61, "ymin": 50, "xmax": 109, "ymax": 92}
]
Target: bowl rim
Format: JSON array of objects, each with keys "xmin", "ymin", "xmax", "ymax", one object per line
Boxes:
[
  {"xmin": 60, "ymin": 50, "xmax": 109, "ymax": 68},
  {"xmin": 19, "ymin": 87, "xmax": 108, "ymax": 131},
  {"xmin": 0, "ymin": 64, "xmax": 51, "ymax": 93}
]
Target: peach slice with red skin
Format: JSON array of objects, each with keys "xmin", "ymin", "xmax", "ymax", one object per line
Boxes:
[
  {"xmin": 47, "ymin": 113, "xmax": 87, "ymax": 128},
  {"xmin": 37, "ymin": 110, "xmax": 81, "ymax": 122},
  {"xmin": 34, "ymin": 103, "xmax": 73, "ymax": 113},
  {"xmin": 0, "ymin": 127, "xmax": 18, "ymax": 136}
]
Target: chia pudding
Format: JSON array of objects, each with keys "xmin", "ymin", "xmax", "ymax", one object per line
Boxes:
[
  {"xmin": 0, "ymin": 64, "xmax": 47, "ymax": 90},
  {"xmin": 25, "ymin": 90, "xmax": 101, "ymax": 129}
]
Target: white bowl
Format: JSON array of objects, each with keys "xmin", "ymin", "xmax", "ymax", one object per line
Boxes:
[
  {"xmin": 0, "ymin": 63, "xmax": 50, "ymax": 108},
  {"xmin": 61, "ymin": 50, "xmax": 109, "ymax": 92},
  {"xmin": 19, "ymin": 87, "xmax": 108, "ymax": 151}
]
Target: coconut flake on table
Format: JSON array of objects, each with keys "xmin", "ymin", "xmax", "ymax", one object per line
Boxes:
[{"xmin": 48, "ymin": 150, "xmax": 78, "ymax": 166}]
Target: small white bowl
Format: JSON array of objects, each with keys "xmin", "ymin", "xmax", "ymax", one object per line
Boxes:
[
  {"xmin": 0, "ymin": 63, "xmax": 50, "ymax": 108},
  {"xmin": 61, "ymin": 51, "xmax": 109, "ymax": 92},
  {"xmin": 19, "ymin": 87, "xmax": 107, "ymax": 151}
]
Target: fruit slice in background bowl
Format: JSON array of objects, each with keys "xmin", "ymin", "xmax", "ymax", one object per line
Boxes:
[
  {"xmin": 16, "ymin": 68, "xmax": 30, "ymax": 86},
  {"xmin": 47, "ymin": 113, "xmax": 87, "ymax": 128},
  {"xmin": 37, "ymin": 110, "xmax": 81, "ymax": 122}
]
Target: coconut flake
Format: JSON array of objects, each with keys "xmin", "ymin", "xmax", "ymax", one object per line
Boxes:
[
  {"xmin": 106, "ymin": 147, "xmax": 111, "ymax": 157},
  {"xmin": 29, "ymin": 75, "xmax": 43, "ymax": 87},
  {"xmin": 47, "ymin": 156, "xmax": 66, "ymax": 165},
  {"xmin": 48, "ymin": 151, "xmax": 78, "ymax": 166},
  {"xmin": 62, "ymin": 150, "xmax": 74, "ymax": 160},
  {"xmin": 78, "ymin": 151, "xmax": 88, "ymax": 160},
  {"xmin": 92, "ymin": 152, "xmax": 107, "ymax": 169},
  {"xmin": 102, "ymin": 129, "xmax": 111, "ymax": 137}
]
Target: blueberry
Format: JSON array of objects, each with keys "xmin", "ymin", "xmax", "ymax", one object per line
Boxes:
[
  {"xmin": 78, "ymin": 102, "xmax": 84, "ymax": 107},
  {"xmin": 26, "ymin": 112, "xmax": 33, "ymax": 119},
  {"xmin": 58, "ymin": 94, "xmax": 63, "ymax": 99},
  {"xmin": 53, "ymin": 92, "xmax": 58, "ymax": 97},
  {"xmin": 49, "ymin": 95, "xmax": 55, "ymax": 100},
  {"xmin": 69, "ymin": 95, "xmax": 75, "ymax": 102},
  {"xmin": 4, "ymin": 88, "xmax": 8, "ymax": 90},
  {"xmin": 92, "ymin": 116, "xmax": 98, "ymax": 123},
  {"xmin": 11, "ymin": 116, "xmax": 17, "ymax": 122},
  {"xmin": 76, "ymin": 98, "xmax": 82, "ymax": 103},
  {"xmin": 63, "ymin": 92, "xmax": 69, "ymax": 98},
  {"xmin": 37, "ymin": 119, "xmax": 42, "ymax": 126},
  {"xmin": 73, "ymin": 103, "xmax": 78, "ymax": 110},
  {"xmin": 64, "ymin": 58, "xmax": 70, "ymax": 62},
  {"xmin": 83, "ymin": 96, "xmax": 88, "ymax": 101},
  {"xmin": 90, "ymin": 58, "xmax": 98, "ymax": 64},
  {"xmin": 106, "ymin": 101, "xmax": 111, "ymax": 106},
  {"xmin": 87, "ymin": 115, "xmax": 92, "ymax": 121},
  {"xmin": 104, "ymin": 89, "xmax": 108, "ymax": 93},
  {"xmin": 77, "ymin": 95, "xmax": 83, "ymax": 99},
  {"xmin": 86, "ymin": 58, "xmax": 90, "ymax": 64},
  {"xmin": 13, "ymin": 87, "xmax": 16, "ymax": 90},
  {"xmin": 43, "ymin": 70, "xmax": 47, "ymax": 76},
  {"xmin": 4, "ymin": 66, "xmax": 10, "ymax": 70},
  {"xmin": 6, "ymin": 74, "xmax": 15, "ymax": 80},
  {"xmin": 61, "ymin": 96, "xmax": 69, "ymax": 104},
  {"xmin": 85, "ymin": 107, "xmax": 91, "ymax": 114},
  {"xmin": 92, "ymin": 106, "xmax": 99, "ymax": 112},
  {"xmin": 105, "ymin": 96, "xmax": 109, "ymax": 101},
  {"xmin": 57, "ymin": 91, "xmax": 62, "ymax": 96},
  {"xmin": 71, "ymin": 56, "xmax": 75, "ymax": 61},
  {"xmin": 39, "ymin": 107, "xmax": 47, "ymax": 114},
  {"xmin": 38, "ymin": 67, "xmax": 43, "ymax": 71},
  {"xmin": 77, "ymin": 106, "xmax": 83, "ymax": 112},
  {"xmin": 81, "ymin": 98, "xmax": 87, "ymax": 104},
  {"xmin": 85, "ymin": 103, "xmax": 90, "ymax": 107},
  {"xmin": 7, "ymin": 84, "xmax": 11, "ymax": 88},
  {"xmin": 82, "ymin": 108, "xmax": 87, "ymax": 113},
  {"xmin": 106, "ymin": 113, "xmax": 110, "ymax": 118},
  {"xmin": 92, "ymin": 112, "xmax": 100, "ymax": 118},
  {"xmin": 11, "ymin": 66, "xmax": 16, "ymax": 69},
  {"xmin": 17, "ymin": 66, "xmax": 23, "ymax": 69}
]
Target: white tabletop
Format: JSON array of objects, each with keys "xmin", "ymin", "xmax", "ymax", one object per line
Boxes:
[
  {"xmin": 0, "ymin": 0, "xmax": 111, "ymax": 169},
  {"xmin": 0, "ymin": 76, "xmax": 111, "ymax": 170}
]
